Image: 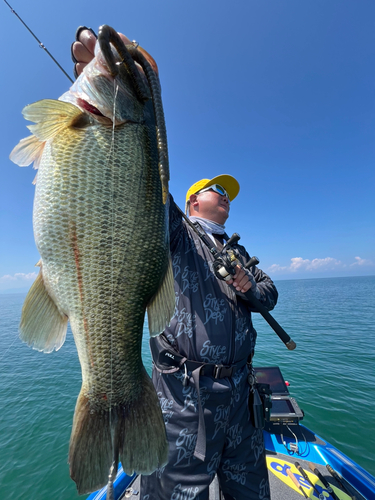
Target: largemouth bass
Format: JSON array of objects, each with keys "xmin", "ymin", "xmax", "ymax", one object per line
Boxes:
[{"xmin": 10, "ymin": 26, "xmax": 174, "ymax": 495}]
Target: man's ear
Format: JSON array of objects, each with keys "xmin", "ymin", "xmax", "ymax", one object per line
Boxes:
[
  {"xmin": 189, "ymin": 194, "xmax": 199, "ymax": 214},
  {"xmin": 190, "ymin": 194, "xmax": 199, "ymax": 207}
]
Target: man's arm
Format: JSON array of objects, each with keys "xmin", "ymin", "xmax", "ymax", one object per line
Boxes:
[{"xmin": 251, "ymin": 265, "xmax": 278, "ymax": 311}]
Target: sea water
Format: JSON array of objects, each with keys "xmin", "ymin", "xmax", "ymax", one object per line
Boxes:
[{"xmin": 0, "ymin": 276, "xmax": 374, "ymax": 499}]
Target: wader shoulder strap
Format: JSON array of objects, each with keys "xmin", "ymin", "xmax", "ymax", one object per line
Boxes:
[{"xmin": 192, "ymin": 365, "xmax": 206, "ymax": 461}]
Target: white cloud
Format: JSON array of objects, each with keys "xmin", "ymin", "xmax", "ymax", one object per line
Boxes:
[
  {"xmin": 291, "ymin": 256, "xmax": 341, "ymax": 271},
  {"xmin": 268, "ymin": 264, "xmax": 288, "ymax": 273},
  {"xmin": 350, "ymin": 256, "xmax": 374, "ymax": 267},
  {"xmin": 289, "ymin": 257, "xmax": 311, "ymax": 271},
  {"xmin": 0, "ymin": 272, "xmax": 38, "ymax": 282},
  {"xmin": 269, "ymin": 256, "xmax": 342, "ymax": 274}
]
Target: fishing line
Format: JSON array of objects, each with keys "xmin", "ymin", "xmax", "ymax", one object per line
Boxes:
[
  {"xmin": 109, "ymin": 82, "xmax": 119, "ymax": 416},
  {"xmin": 3, "ymin": 0, "xmax": 74, "ymax": 83},
  {"xmin": 0, "ymin": 333, "xmax": 20, "ymax": 363},
  {"xmin": 106, "ymin": 80, "xmax": 120, "ymax": 498}
]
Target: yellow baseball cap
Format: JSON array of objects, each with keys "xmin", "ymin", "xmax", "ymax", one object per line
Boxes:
[{"xmin": 185, "ymin": 175, "xmax": 240, "ymax": 203}]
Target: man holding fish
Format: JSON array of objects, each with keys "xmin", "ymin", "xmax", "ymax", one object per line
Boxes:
[{"xmin": 72, "ymin": 27, "xmax": 277, "ymax": 499}]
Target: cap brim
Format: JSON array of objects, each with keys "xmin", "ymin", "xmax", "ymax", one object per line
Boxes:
[{"xmin": 200, "ymin": 175, "xmax": 240, "ymax": 202}]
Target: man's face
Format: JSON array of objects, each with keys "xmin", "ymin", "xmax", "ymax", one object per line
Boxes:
[{"xmin": 191, "ymin": 189, "xmax": 230, "ymax": 224}]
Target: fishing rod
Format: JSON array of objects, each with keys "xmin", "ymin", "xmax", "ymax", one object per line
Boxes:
[
  {"xmin": 308, "ymin": 463, "xmax": 341, "ymax": 500},
  {"xmin": 3, "ymin": 0, "xmax": 74, "ymax": 83},
  {"xmin": 286, "ymin": 468, "xmax": 308, "ymax": 498},
  {"xmin": 176, "ymin": 204, "xmax": 297, "ymax": 350},
  {"xmin": 295, "ymin": 462, "xmax": 325, "ymax": 500},
  {"xmin": 326, "ymin": 465, "xmax": 357, "ymax": 500}
]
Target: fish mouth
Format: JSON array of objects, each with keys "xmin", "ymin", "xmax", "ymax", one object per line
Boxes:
[
  {"xmin": 75, "ymin": 97, "xmax": 105, "ymax": 117},
  {"xmin": 64, "ymin": 25, "xmax": 170, "ymax": 204},
  {"xmin": 64, "ymin": 27, "xmax": 162, "ymax": 125}
]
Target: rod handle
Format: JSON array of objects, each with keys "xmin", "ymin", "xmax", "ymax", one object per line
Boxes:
[{"xmin": 287, "ymin": 469, "xmax": 308, "ymax": 498}]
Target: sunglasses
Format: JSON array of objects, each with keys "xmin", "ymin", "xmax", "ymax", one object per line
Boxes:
[{"xmin": 197, "ymin": 184, "xmax": 230, "ymax": 200}]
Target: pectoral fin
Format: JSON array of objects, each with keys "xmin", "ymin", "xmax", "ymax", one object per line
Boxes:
[
  {"xmin": 20, "ymin": 263, "xmax": 68, "ymax": 353},
  {"xmin": 10, "ymin": 99, "xmax": 83, "ymax": 172},
  {"xmin": 9, "ymin": 134, "xmax": 45, "ymax": 168},
  {"xmin": 146, "ymin": 256, "xmax": 175, "ymax": 336},
  {"xmin": 23, "ymin": 99, "xmax": 83, "ymax": 141}
]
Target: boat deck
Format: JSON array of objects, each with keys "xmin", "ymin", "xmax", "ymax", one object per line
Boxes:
[
  {"xmin": 121, "ymin": 452, "xmax": 365, "ymax": 500},
  {"xmin": 267, "ymin": 452, "xmax": 365, "ymax": 500},
  {"xmin": 85, "ymin": 367, "xmax": 375, "ymax": 500}
]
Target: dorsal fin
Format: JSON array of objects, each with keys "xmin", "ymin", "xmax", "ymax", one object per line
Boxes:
[{"xmin": 23, "ymin": 99, "xmax": 83, "ymax": 141}]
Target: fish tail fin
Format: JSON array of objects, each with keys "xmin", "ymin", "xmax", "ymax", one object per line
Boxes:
[
  {"xmin": 69, "ymin": 369, "xmax": 168, "ymax": 495},
  {"xmin": 119, "ymin": 369, "xmax": 168, "ymax": 475},
  {"xmin": 68, "ymin": 391, "xmax": 114, "ymax": 495}
]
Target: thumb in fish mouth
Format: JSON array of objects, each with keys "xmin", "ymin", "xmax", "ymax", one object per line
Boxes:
[{"xmin": 72, "ymin": 27, "xmax": 158, "ymax": 78}]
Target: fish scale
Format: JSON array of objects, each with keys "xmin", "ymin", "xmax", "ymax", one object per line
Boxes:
[
  {"xmin": 41, "ymin": 123, "xmax": 163, "ymax": 383},
  {"xmin": 10, "ymin": 28, "xmax": 175, "ymax": 495}
]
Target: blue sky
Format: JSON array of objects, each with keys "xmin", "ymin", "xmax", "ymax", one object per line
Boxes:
[{"xmin": 1, "ymin": 0, "xmax": 374, "ymax": 292}]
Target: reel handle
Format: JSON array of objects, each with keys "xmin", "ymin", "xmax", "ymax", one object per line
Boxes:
[
  {"xmin": 224, "ymin": 233, "xmax": 241, "ymax": 247},
  {"xmin": 245, "ymin": 256, "xmax": 260, "ymax": 268},
  {"xmin": 224, "ymin": 233, "xmax": 259, "ymax": 268}
]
